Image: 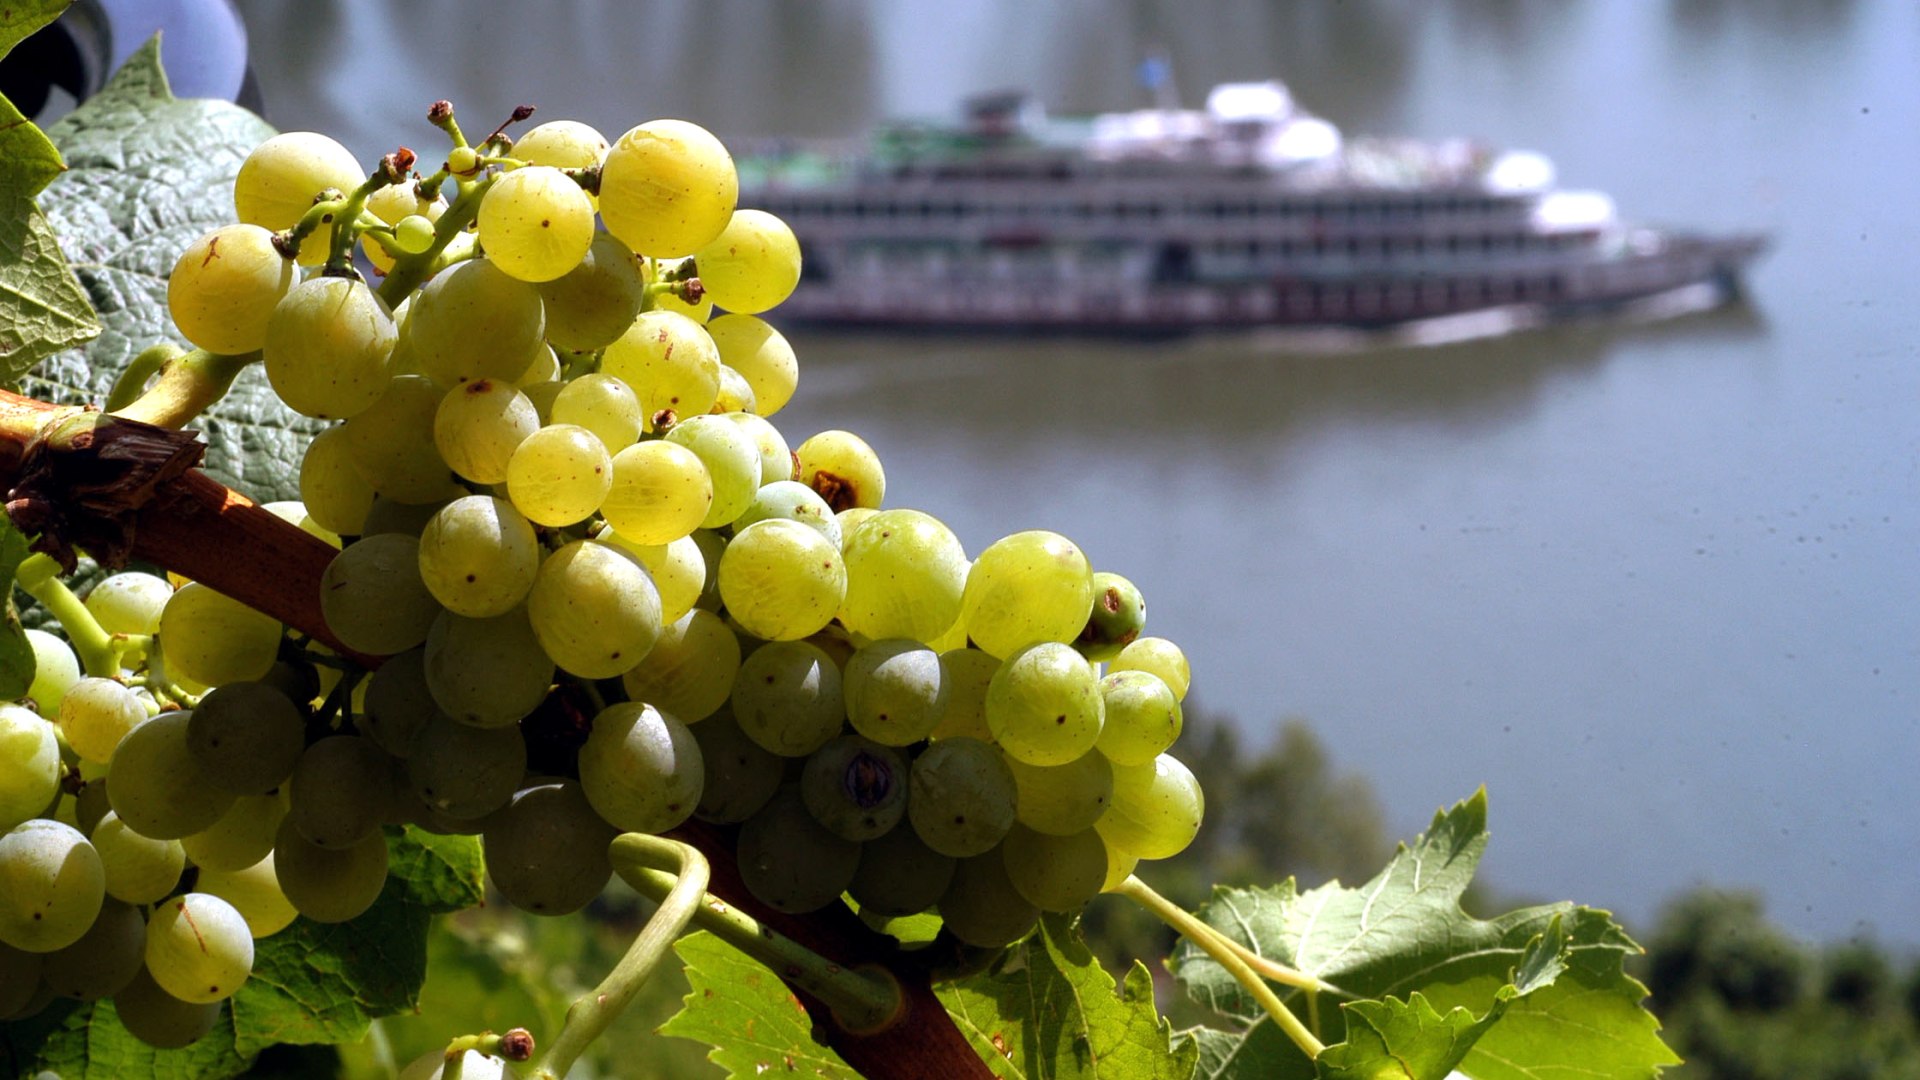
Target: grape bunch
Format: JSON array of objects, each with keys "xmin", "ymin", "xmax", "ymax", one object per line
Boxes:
[{"xmin": 0, "ymin": 105, "xmax": 1203, "ymax": 1047}]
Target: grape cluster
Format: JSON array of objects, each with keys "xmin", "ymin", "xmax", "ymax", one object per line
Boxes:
[{"xmin": 0, "ymin": 108, "xmax": 1203, "ymax": 1046}]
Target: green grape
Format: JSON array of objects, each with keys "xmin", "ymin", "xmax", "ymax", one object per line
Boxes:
[
  {"xmin": 706, "ymin": 314, "xmax": 797, "ymax": 416},
  {"xmin": 1100, "ymin": 832, "xmax": 1139, "ymax": 893},
  {"xmin": 477, "ymin": 165, "xmax": 595, "ymax": 282},
  {"xmin": 1001, "ymin": 824, "xmax": 1107, "ymax": 913},
  {"xmin": 194, "ymin": 853, "xmax": 298, "ymax": 938},
  {"xmin": 166, "ymin": 223, "xmax": 293, "ymax": 355},
  {"xmin": 1097, "ymin": 754, "xmax": 1203, "ymax": 861},
  {"xmin": 834, "ymin": 507, "xmax": 878, "ymax": 548},
  {"xmin": 300, "ymin": 424, "xmax": 375, "ymax": 536},
  {"xmin": 264, "ymin": 275, "xmax": 398, "ymax": 420},
  {"xmin": 272, "ymin": 818, "xmax": 388, "ymax": 923},
  {"xmin": 513, "ymin": 119, "xmax": 609, "ymax": 174},
  {"xmin": 718, "ymin": 519, "xmax": 845, "ymax": 641},
  {"xmin": 158, "ymin": 582, "xmax": 282, "ymax": 688},
  {"xmin": 1, "ymin": 706, "xmax": 60, "ymax": 830},
  {"xmin": 406, "ymin": 258, "xmax": 547, "ymax": 386},
  {"xmin": 407, "ymin": 712, "xmax": 527, "ymax": 821},
  {"xmin": 1007, "ymin": 749, "xmax": 1113, "ymax": 835},
  {"xmin": 144, "ymin": 892, "xmax": 253, "ymax": 1004},
  {"xmin": 422, "ymin": 607, "xmax": 554, "ymax": 728},
  {"xmin": 0, "ymin": 819, "xmax": 104, "ymax": 951},
  {"xmin": 961, "ymin": 531, "xmax": 1094, "ymax": 660},
  {"xmin": 359, "ymin": 647, "xmax": 438, "ymax": 757},
  {"xmin": 690, "ymin": 710, "xmax": 783, "ymax": 823},
  {"xmin": 342, "ymin": 375, "xmax": 462, "ymax": 504},
  {"xmin": 112, "ymin": 965, "xmax": 223, "ymax": 1049},
  {"xmin": 505, "ymin": 423, "xmax": 611, "ymax": 527},
  {"xmin": 517, "ymin": 344, "xmax": 562, "ymax": 387},
  {"xmin": 90, "ymin": 812, "xmax": 184, "ymax": 905},
  {"xmin": 796, "ymin": 430, "xmax": 885, "ymax": 514},
  {"xmin": 735, "ymin": 786, "xmax": 858, "ymax": 914},
  {"xmin": 57, "ymin": 677, "xmax": 148, "ymax": 771},
  {"xmin": 838, "ymin": 508, "xmax": 968, "ymax": 643},
  {"xmin": 726, "ymin": 411, "xmax": 794, "ymax": 484},
  {"xmin": 1095, "ymin": 670, "xmax": 1181, "ymax": 767},
  {"xmin": 483, "ymin": 780, "xmax": 615, "ymax": 916},
  {"xmin": 527, "ymin": 539, "xmax": 662, "ymax": 679},
  {"xmin": 321, "ymin": 534, "xmax": 440, "ymax": 655},
  {"xmin": 232, "ymin": 130, "xmax": 363, "ymax": 264},
  {"xmin": 399, "ymin": 1049, "xmax": 518, "ymax": 1080},
  {"xmin": 552, "ymin": 372, "xmax": 643, "ymax": 452},
  {"xmin": 603, "ymin": 533, "xmax": 706, "ymax": 625},
  {"xmin": 664, "ymin": 414, "xmax": 760, "ymax": 528},
  {"xmin": 908, "ymin": 737, "xmax": 1018, "ymax": 858},
  {"xmin": 690, "ymin": 529, "xmax": 728, "ymax": 612},
  {"xmin": 109, "ymin": 712, "xmax": 236, "ymax": 840},
  {"xmin": 23, "ymin": 629, "xmax": 80, "ymax": 716},
  {"xmin": 598, "ymin": 119, "xmax": 737, "ymax": 257},
  {"xmin": 577, "ymin": 702, "xmax": 702, "ymax": 833},
  {"xmin": 287, "ymin": 736, "xmax": 391, "ymax": 849},
  {"xmin": 843, "ymin": 640, "xmax": 948, "ymax": 746},
  {"xmin": 536, "ymin": 233, "xmax": 645, "ymax": 350},
  {"xmin": 84, "ymin": 573, "xmax": 170, "ymax": 637},
  {"xmin": 601, "ymin": 440, "xmax": 713, "ymax": 544},
  {"xmin": 44, "ymin": 898, "xmax": 145, "ymax": 1001},
  {"xmin": 648, "ymin": 257, "xmax": 714, "ymax": 321},
  {"xmin": 1109, "ymin": 637, "xmax": 1191, "ymax": 701},
  {"xmin": 929, "ymin": 648, "xmax": 998, "ymax": 742},
  {"xmin": 263, "ymin": 499, "xmax": 339, "ymax": 548},
  {"xmin": 259, "ymin": 658, "xmax": 322, "ymax": 709},
  {"xmin": 729, "ymin": 640, "xmax": 844, "ymax": 757},
  {"xmin": 693, "ymin": 209, "xmax": 802, "ymax": 314},
  {"xmin": 417, "ymin": 495, "xmax": 540, "ymax": 618},
  {"xmin": 714, "ymin": 365, "xmax": 756, "ymax": 413},
  {"xmin": 800, "ymin": 735, "xmax": 907, "ymax": 841},
  {"xmin": 848, "ymin": 825, "xmax": 955, "ymax": 918},
  {"xmin": 601, "ymin": 310, "xmax": 721, "ymax": 425},
  {"xmin": 938, "ymin": 848, "xmax": 1039, "ymax": 948},
  {"xmin": 363, "ymin": 495, "xmax": 454, "ymax": 538},
  {"xmin": 181, "ymin": 792, "xmax": 286, "ymax": 872},
  {"xmin": 1077, "ymin": 571, "xmax": 1146, "ymax": 661},
  {"xmin": 73, "ymin": 775, "xmax": 112, "ymax": 837},
  {"xmin": 185, "ymin": 681, "xmax": 305, "ymax": 795},
  {"xmin": 734, "ymin": 480, "xmax": 839, "ymax": 545},
  {"xmin": 392, "ymin": 213, "xmax": 437, "ymax": 254},
  {"xmin": 433, "ymin": 378, "xmax": 539, "ymax": 484},
  {"xmin": 0, "ymin": 940, "xmax": 40, "ymax": 1016},
  {"xmin": 360, "ymin": 183, "xmax": 444, "ymax": 271},
  {"xmin": 985, "ymin": 642, "xmax": 1104, "ymax": 766},
  {"xmin": 620, "ymin": 608, "xmax": 739, "ymax": 723}
]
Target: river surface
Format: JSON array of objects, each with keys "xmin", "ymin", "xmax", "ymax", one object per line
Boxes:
[{"xmin": 231, "ymin": 1, "xmax": 1920, "ymax": 944}]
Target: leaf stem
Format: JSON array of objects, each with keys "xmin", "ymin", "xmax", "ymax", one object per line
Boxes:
[
  {"xmin": 1113, "ymin": 874, "xmax": 1327, "ymax": 1060},
  {"xmin": 14, "ymin": 552, "xmax": 118, "ymax": 677}
]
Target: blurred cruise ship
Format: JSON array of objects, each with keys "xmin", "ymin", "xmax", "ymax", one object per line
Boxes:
[{"xmin": 737, "ymin": 80, "xmax": 1764, "ymax": 337}]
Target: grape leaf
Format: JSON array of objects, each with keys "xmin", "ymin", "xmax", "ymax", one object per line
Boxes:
[
  {"xmin": 660, "ymin": 930, "xmax": 862, "ymax": 1079},
  {"xmin": 0, "ymin": 1, "xmax": 72, "ymax": 58},
  {"xmin": 28, "ymin": 34, "xmax": 322, "ymax": 502},
  {"xmin": 1172, "ymin": 791, "xmax": 1680, "ymax": 1080},
  {"xmin": 936, "ymin": 913, "xmax": 1199, "ymax": 1080},
  {"xmin": 0, "ymin": 512, "xmax": 36, "ymax": 697},
  {"xmin": 0, "ymin": 996, "xmax": 251, "ymax": 1080}
]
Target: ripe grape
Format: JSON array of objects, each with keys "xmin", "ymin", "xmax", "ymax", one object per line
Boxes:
[
  {"xmin": 706, "ymin": 314, "xmax": 798, "ymax": 415},
  {"xmin": 843, "ymin": 639, "xmax": 948, "ymax": 746},
  {"xmin": 526, "ymin": 539, "xmax": 662, "ymax": 679},
  {"xmin": 84, "ymin": 572, "xmax": 173, "ymax": 636},
  {"xmin": 23, "ymin": 629, "xmax": 80, "ymax": 715},
  {"xmin": 505, "ymin": 423, "xmax": 611, "ymax": 527},
  {"xmin": 726, "ymin": 411, "xmax": 795, "ymax": 485},
  {"xmin": 1108, "ymin": 637, "xmax": 1191, "ymax": 701},
  {"xmin": 938, "ymin": 848, "xmax": 1038, "ymax": 949},
  {"xmin": 907, "ymin": 736, "xmax": 1018, "ymax": 858},
  {"xmin": 512, "ymin": 119, "xmax": 609, "ymax": 173},
  {"xmin": 232, "ymin": 130, "xmax": 363, "ymax": 264},
  {"xmin": 734, "ymin": 480, "xmax": 839, "ymax": 545},
  {"xmin": 1001, "ymin": 825, "xmax": 1107, "ymax": 913},
  {"xmin": 601, "ymin": 310, "xmax": 721, "ymax": 424},
  {"xmin": 321, "ymin": 533, "xmax": 441, "ymax": 655},
  {"xmin": 300, "ymin": 424, "xmax": 376, "ymax": 535},
  {"xmin": 838, "ymin": 508, "xmax": 969, "ymax": 645},
  {"xmin": 288, "ymin": 736, "xmax": 392, "ymax": 849},
  {"xmin": 598, "ymin": 119, "xmax": 737, "ymax": 257},
  {"xmin": 181, "ymin": 792, "xmax": 286, "ymax": 872},
  {"xmin": 0, "ymin": 706, "xmax": 60, "ymax": 830},
  {"xmin": 605, "ymin": 533, "xmax": 706, "ymax": 625},
  {"xmin": 1078, "ymin": 571, "xmax": 1146, "ymax": 661},
  {"xmin": 694, "ymin": 209, "xmax": 802, "ymax": 314},
  {"xmin": 112, "ymin": 965, "xmax": 223, "ymax": 1049},
  {"xmin": 406, "ymin": 713, "xmax": 527, "ymax": 820},
  {"xmin": 1096, "ymin": 753, "xmax": 1204, "ymax": 860},
  {"xmin": 1095, "ymin": 670, "xmax": 1182, "ymax": 767},
  {"xmin": 422, "ymin": 607, "xmax": 554, "ymax": 728},
  {"xmin": 108, "ymin": 711, "xmax": 236, "ymax": 840},
  {"xmin": 359, "ymin": 647, "xmax": 439, "ymax": 757},
  {"xmin": 536, "ymin": 233, "xmax": 646, "ymax": 350},
  {"xmin": 145, "ymin": 892, "xmax": 253, "ymax": 1004},
  {"xmin": 551, "ymin": 372, "xmax": 644, "ymax": 452},
  {"xmin": 1006, "ymin": 750, "xmax": 1113, "ymax": 836},
  {"xmin": 55, "ymin": 678, "xmax": 144, "ymax": 766},
  {"xmin": 664, "ymin": 415, "xmax": 760, "ymax": 527},
  {"xmin": 90, "ymin": 812, "xmax": 185, "ymax": 905},
  {"xmin": 960, "ymin": 530, "xmax": 1094, "ymax": 660},
  {"xmin": 848, "ymin": 826, "xmax": 955, "ymax": 918},
  {"xmin": 406, "ymin": 259, "xmax": 547, "ymax": 386},
  {"xmin": 194, "ymin": 853, "xmax": 298, "ymax": 938},
  {"xmin": 0, "ymin": 819, "xmax": 104, "ymax": 952},
  {"xmin": 44, "ymin": 898, "xmax": 145, "ymax": 1001},
  {"xmin": 417, "ymin": 495, "xmax": 541, "ymax": 618},
  {"xmin": 735, "ymin": 787, "xmax": 859, "ymax": 914},
  {"xmin": 264, "ymin": 275, "xmax": 398, "ymax": 420},
  {"xmin": 796, "ymin": 430, "xmax": 885, "ymax": 512},
  {"xmin": 689, "ymin": 710, "xmax": 783, "ymax": 823},
  {"xmin": 166, "ymin": 223, "xmax": 293, "ymax": 355},
  {"xmin": 620, "ymin": 608, "xmax": 740, "ymax": 723},
  {"xmin": 483, "ymin": 780, "xmax": 615, "ymax": 916},
  {"xmin": 718, "ymin": 518, "xmax": 845, "ymax": 641},
  {"xmin": 158, "ymin": 582, "xmax": 282, "ymax": 688},
  {"xmin": 342, "ymin": 376, "xmax": 462, "ymax": 504},
  {"xmin": 714, "ymin": 365, "xmax": 755, "ymax": 413},
  {"xmin": 577, "ymin": 702, "xmax": 703, "ymax": 834},
  {"xmin": 272, "ymin": 818, "xmax": 388, "ymax": 923},
  {"xmin": 929, "ymin": 648, "xmax": 999, "ymax": 742},
  {"xmin": 730, "ymin": 640, "xmax": 845, "ymax": 757},
  {"xmin": 185, "ymin": 681, "xmax": 306, "ymax": 795},
  {"xmin": 600, "ymin": 440, "xmax": 713, "ymax": 544},
  {"xmin": 477, "ymin": 165, "xmax": 595, "ymax": 282},
  {"xmin": 986, "ymin": 641, "xmax": 1104, "ymax": 767},
  {"xmin": 433, "ymin": 378, "xmax": 539, "ymax": 485},
  {"xmin": 801, "ymin": 735, "xmax": 908, "ymax": 841}
]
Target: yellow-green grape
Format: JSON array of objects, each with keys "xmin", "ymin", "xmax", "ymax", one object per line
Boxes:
[
  {"xmin": 109, "ymin": 712, "xmax": 235, "ymax": 840},
  {"xmin": 359, "ymin": 183, "xmax": 445, "ymax": 272},
  {"xmin": 835, "ymin": 507, "xmax": 878, "ymax": 550},
  {"xmin": 112, "ymin": 966, "xmax": 223, "ymax": 1049},
  {"xmin": 690, "ymin": 529, "xmax": 727, "ymax": 612},
  {"xmin": 926, "ymin": 615, "xmax": 970, "ymax": 652},
  {"xmin": 735, "ymin": 480, "xmax": 838, "ymax": 545},
  {"xmin": 664, "ymin": 415, "xmax": 760, "ymax": 528},
  {"xmin": 1108, "ymin": 637, "xmax": 1191, "ymax": 701},
  {"xmin": 300, "ymin": 424, "xmax": 375, "ymax": 535},
  {"xmin": 938, "ymin": 847, "xmax": 1038, "ymax": 948},
  {"xmin": 478, "ymin": 165, "xmax": 596, "ymax": 283},
  {"xmin": 406, "ymin": 713, "xmax": 525, "ymax": 820},
  {"xmin": 848, "ymin": 826, "xmax": 956, "ymax": 919},
  {"xmin": 518, "ymin": 344, "xmax": 563, "ymax": 387},
  {"xmin": 181, "ymin": 792, "xmax": 286, "ymax": 872},
  {"xmin": 232, "ymin": 131, "xmax": 363, "ymax": 265},
  {"xmin": 713, "ymin": 366, "xmax": 755, "ymax": 414},
  {"xmin": 261, "ymin": 500, "xmax": 339, "ymax": 548},
  {"xmin": 796, "ymin": 429, "xmax": 885, "ymax": 512},
  {"xmin": 929, "ymin": 648, "xmax": 999, "ymax": 742},
  {"xmin": 601, "ymin": 310, "xmax": 721, "ymax": 426},
  {"xmin": 405, "ymin": 258, "xmax": 547, "ymax": 385},
  {"xmin": 727, "ymin": 412, "xmax": 795, "ymax": 485},
  {"xmin": 986, "ymin": 642, "xmax": 1104, "ymax": 767},
  {"xmin": 619, "ymin": 608, "xmax": 738, "ymax": 723},
  {"xmin": 1100, "ymin": 832, "xmax": 1140, "ymax": 893},
  {"xmin": 1096, "ymin": 753, "xmax": 1204, "ymax": 860},
  {"xmin": 513, "ymin": 119, "xmax": 608, "ymax": 173},
  {"xmin": 600, "ymin": 441, "xmax": 712, "ymax": 545},
  {"xmin": 483, "ymin": 780, "xmax": 617, "ymax": 916},
  {"xmin": 56, "ymin": 677, "xmax": 145, "ymax": 766},
  {"xmin": 907, "ymin": 736, "xmax": 1018, "ymax": 858},
  {"xmin": 286, "ymin": 735, "xmax": 393, "ymax": 850},
  {"xmin": 166, "ymin": 223, "xmax": 294, "ymax": 354},
  {"xmin": 1095, "ymin": 670, "xmax": 1182, "ymax": 767},
  {"xmin": 320, "ymin": 534, "xmax": 439, "ymax": 656},
  {"xmin": 44, "ymin": 897, "xmax": 146, "ymax": 1002},
  {"xmin": 718, "ymin": 519, "xmax": 845, "ymax": 642},
  {"xmin": 264, "ymin": 275, "xmax": 398, "ymax": 420},
  {"xmin": 647, "ymin": 257, "xmax": 715, "ymax": 321},
  {"xmin": 195, "ymin": 854, "xmax": 297, "ymax": 938},
  {"xmin": 729, "ymin": 641, "xmax": 844, "ymax": 757},
  {"xmin": 1006, "ymin": 749, "xmax": 1112, "ymax": 835},
  {"xmin": 693, "ymin": 209, "xmax": 802, "ymax": 314},
  {"xmin": 84, "ymin": 573, "xmax": 172, "ymax": 636},
  {"xmin": 838, "ymin": 508, "xmax": 968, "ymax": 643},
  {"xmin": 706, "ymin": 314, "xmax": 798, "ymax": 415},
  {"xmin": 418, "ymin": 495, "xmax": 540, "ymax": 618},
  {"xmin": 843, "ymin": 639, "xmax": 948, "ymax": 746},
  {"xmin": 735, "ymin": 786, "xmax": 859, "ymax": 915},
  {"xmin": 0, "ymin": 941, "xmax": 43, "ymax": 1016},
  {"xmin": 960, "ymin": 530, "xmax": 1094, "ymax": 659},
  {"xmin": 526, "ymin": 540, "xmax": 662, "ymax": 679},
  {"xmin": 24, "ymin": 629, "xmax": 80, "ymax": 716},
  {"xmin": 552, "ymin": 373, "xmax": 643, "ymax": 452},
  {"xmin": 359, "ymin": 648, "xmax": 434, "ymax": 759},
  {"xmin": 1001, "ymin": 824, "xmax": 1107, "ymax": 913},
  {"xmin": 158, "ymin": 583, "xmax": 281, "ymax": 688},
  {"xmin": 536, "ymin": 233, "xmax": 645, "ymax": 350},
  {"xmin": 598, "ymin": 119, "xmax": 737, "ymax": 257},
  {"xmin": 185, "ymin": 682, "xmax": 306, "ymax": 795},
  {"xmin": 800, "ymin": 735, "xmax": 907, "ymax": 841},
  {"xmin": 0, "ymin": 819, "xmax": 104, "ymax": 952},
  {"xmin": 578, "ymin": 703, "xmax": 703, "ymax": 833},
  {"xmin": 144, "ymin": 893, "xmax": 253, "ymax": 1004},
  {"xmin": 602, "ymin": 533, "xmax": 705, "ymax": 626},
  {"xmin": 433, "ymin": 378, "xmax": 538, "ymax": 484},
  {"xmin": 689, "ymin": 711, "xmax": 782, "ymax": 823},
  {"xmin": 422, "ymin": 607, "xmax": 554, "ymax": 728},
  {"xmin": 0, "ymin": 707, "xmax": 59, "ymax": 831},
  {"xmin": 522, "ymin": 380, "xmax": 564, "ymax": 423},
  {"xmin": 342, "ymin": 375, "xmax": 462, "ymax": 504},
  {"xmin": 271, "ymin": 818, "xmax": 388, "ymax": 923},
  {"xmin": 1078, "ymin": 571, "xmax": 1146, "ymax": 662},
  {"xmin": 91, "ymin": 812, "xmax": 184, "ymax": 905},
  {"xmin": 506, "ymin": 423, "xmax": 611, "ymax": 527}
]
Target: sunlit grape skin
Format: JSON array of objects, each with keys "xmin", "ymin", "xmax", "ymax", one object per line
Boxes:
[
  {"xmin": 598, "ymin": 118, "xmax": 738, "ymax": 257},
  {"xmin": 264, "ymin": 275, "xmax": 397, "ymax": 420},
  {"xmin": 478, "ymin": 165, "xmax": 596, "ymax": 282},
  {"xmin": 694, "ymin": 209, "xmax": 803, "ymax": 314},
  {"xmin": 167, "ymin": 223, "xmax": 293, "ymax": 355},
  {"xmin": 960, "ymin": 530, "xmax": 1095, "ymax": 660}
]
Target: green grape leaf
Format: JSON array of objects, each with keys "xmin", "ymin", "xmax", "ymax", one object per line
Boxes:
[
  {"xmin": 0, "ymin": 1, "xmax": 72, "ymax": 59},
  {"xmin": 936, "ymin": 913, "xmax": 1199, "ymax": 1080},
  {"xmin": 28, "ymin": 34, "xmax": 322, "ymax": 502},
  {"xmin": 0, "ymin": 996, "xmax": 251, "ymax": 1080},
  {"xmin": 0, "ymin": 512, "xmax": 36, "ymax": 697},
  {"xmin": 386, "ymin": 825, "xmax": 488, "ymax": 913},
  {"xmin": 660, "ymin": 930, "xmax": 862, "ymax": 1080},
  {"xmin": 1173, "ymin": 791, "xmax": 1679, "ymax": 1080}
]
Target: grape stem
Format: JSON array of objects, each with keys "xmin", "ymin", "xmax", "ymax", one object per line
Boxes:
[
  {"xmin": 14, "ymin": 552, "xmax": 118, "ymax": 677},
  {"xmin": 376, "ymin": 173, "xmax": 490, "ymax": 307},
  {"xmin": 108, "ymin": 347, "xmax": 259, "ymax": 431},
  {"xmin": 526, "ymin": 835, "xmax": 710, "ymax": 1080},
  {"xmin": 1113, "ymin": 874, "xmax": 1328, "ymax": 1060},
  {"xmin": 104, "ymin": 344, "xmax": 184, "ymax": 413}
]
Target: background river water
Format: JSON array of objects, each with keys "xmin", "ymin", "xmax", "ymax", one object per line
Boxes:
[{"xmin": 231, "ymin": 1, "xmax": 1919, "ymax": 944}]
